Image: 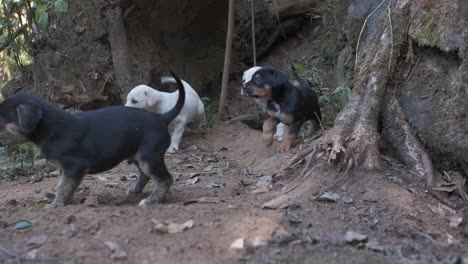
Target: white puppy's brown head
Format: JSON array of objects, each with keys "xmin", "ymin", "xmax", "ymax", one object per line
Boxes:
[
  {"xmin": 241, "ymin": 66, "xmax": 261, "ymax": 96},
  {"xmin": 125, "ymin": 85, "xmax": 160, "ymax": 110}
]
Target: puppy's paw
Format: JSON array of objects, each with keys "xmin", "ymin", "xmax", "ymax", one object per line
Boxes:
[
  {"xmin": 274, "ymin": 135, "xmax": 283, "ymax": 142},
  {"xmin": 167, "ymin": 146, "xmax": 178, "ymax": 153},
  {"xmin": 276, "ymin": 142, "xmax": 292, "ymax": 152},
  {"xmin": 263, "ymin": 138, "xmax": 274, "ymax": 147},
  {"xmin": 45, "ymin": 202, "xmax": 64, "ymax": 209}
]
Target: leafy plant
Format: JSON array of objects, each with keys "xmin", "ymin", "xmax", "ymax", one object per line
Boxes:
[
  {"xmin": 0, "ymin": 143, "xmax": 41, "ymax": 176},
  {"xmin": 0, "ymin": 0, "xmax": 69, "ymax": 86},
  {"xmin": 198, "ymin": 97, "xmax": 217, "ymax": 130}
]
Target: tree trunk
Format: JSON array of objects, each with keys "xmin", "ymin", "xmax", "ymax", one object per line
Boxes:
[{"xmin": 104, "ymin": 6, "xmax": 136, "ymax": 102}]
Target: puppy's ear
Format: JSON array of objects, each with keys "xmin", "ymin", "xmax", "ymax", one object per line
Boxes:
[
  {"xmin": 16, "ymin": 104, "xmax": 43, "ymax": 134},
  {"xmin": 147, "ymin": 91, "xmax": 158, "ymax": 108}
]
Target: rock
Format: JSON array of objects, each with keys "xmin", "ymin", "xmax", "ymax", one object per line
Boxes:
[
  {"xmin": 256, "ymin": 176, "xmax": 273, "ymax": 188},
  {"xmin": 104, "ymin": 241, "xmax": 128, "ymax": 260}
]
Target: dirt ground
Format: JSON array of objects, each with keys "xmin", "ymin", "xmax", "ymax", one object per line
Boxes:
[{"xmin": 0, "ymin": 120, "xmax": 467, "ymax": 264}]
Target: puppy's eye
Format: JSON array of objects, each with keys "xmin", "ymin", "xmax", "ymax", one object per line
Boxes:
[
  {"xmin": 255, "ymin": 76, "xmax": 263, "ymax": 85},
  {"xmin": 131, "ymin": 99, "xmax": 138, "ymax": 104}
]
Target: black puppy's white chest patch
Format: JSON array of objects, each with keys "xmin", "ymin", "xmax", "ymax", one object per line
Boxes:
[{"xmin": 267, "ymin": 101, "xmax": 286, "ymax": 121}]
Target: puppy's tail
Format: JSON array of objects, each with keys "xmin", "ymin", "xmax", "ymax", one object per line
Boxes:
[
  {"xmin": 291, "ymin": 64, "xmax": 310, "ymax": 89},
  {"xmin": 161, "ymin": 72, "xmax": 185, "ymax": 124}
]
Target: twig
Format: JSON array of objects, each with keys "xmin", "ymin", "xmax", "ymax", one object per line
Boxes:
[
  {"xmin": 387, "ymin": 0, "xmax": 393, "ymax": 73},
  {"xmin": 272, "ymin": 0, "xmax": 287, "ymax": 39},
  {"xmin": 250, "ymin": 0, "xmax": 257, "ymax": 66},
  {"xmin": 406, "ymin": 56, "xmax": 420, "ymax": 81},
  {"xmin": 224, "ymin": 114, "xmax": 256, "ymax": 124},
  {"xmin": 427, "ymin": 189, "xmax": 457, "ymax": 210},
  {"xmin": 312, "ymin": 166, "xmax": 350, "ymax": 200},
  {"xmin": 98, "ymin": 73, "xmax": 112, "ymax": 96},
  {"xmin": 355, "ymin": 0, "xmax": 388, "ymax": 69},
  {"xmin": 0, "ymin": 244, "xmax": 21, "ymax": 264},
  {"xmin": 217, "ymin": 0, "xmax": 235, "ymax": 114}
]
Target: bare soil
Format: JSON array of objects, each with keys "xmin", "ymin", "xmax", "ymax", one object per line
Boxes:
[{"xmin": 0, "ymin": 120, "xmax": 467, "ymax": 264}]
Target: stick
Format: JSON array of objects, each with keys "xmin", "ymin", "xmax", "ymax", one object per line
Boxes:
[
  {"xmin": 251, "ymin": 0, "xmax": 257, "ymax": 66},
  {"xmin": 217, "ymin": 0, "xmax": 235, "ymax": 114}
]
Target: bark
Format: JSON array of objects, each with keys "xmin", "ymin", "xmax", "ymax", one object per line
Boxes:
[{"xmin": 104, "ymin": 6, "xmax": 136, "ymax": 102}]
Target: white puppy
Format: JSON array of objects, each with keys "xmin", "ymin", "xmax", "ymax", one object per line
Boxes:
[
  {"xmin": 241, "ymin": 66, "xmax": 285, "ymax": 142},
  {"xmin": 126, "ymin": 77, "xmax": 205, "ymax": 153}
]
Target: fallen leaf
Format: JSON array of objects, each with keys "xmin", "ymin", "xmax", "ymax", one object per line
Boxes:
[
  {"xmin": 188, "ymin": 177, "xmax": 200, "ymax": 185},
  {"xmin": 252, "ymin": 186, "xmax": 269, "ymax": 194},
  {"xmin": 317, "ymin": 192, "xmax": 341, "ymax": 202},
  {"xmin": 344, "ymin": 231, "xmax": 367, "ymax": 243},
  {"xmin": 104, "ymin": 241, "xmax": 128, "ymax": 260},
  {"xmin": 449, "ymin": 216, "xmax": 463, "ymax": 228},
  {"xmin": 230, "ymin": 238, "xmax": 244, "ymax": 250},
  {"xmin": 187, "ymin": 172, "xmax": 201, "ymax": 178},
  {"xmin": 262, "ymin": 194, "xmax": 290, "ymax": 209},
  {"xmin": 14, "ymin": 220, "xmax": 35, "ymax": 230},
  {"xmin": 97, "ymin": 176, "xmax": 108, "ymax": 182},
  {"xmin": 432, "ymin": 183, "xmax": 457, "ymax": 193},
  {"xmin": 104, "ymin": 182, "xmax": 119, "ymax": 187},
  {"xmin": 447, "ymin": 233, "xmax": 460, "ymax": 245},
  {"xmin": 27, "ymin": 249, "xmax": 39, "ymax": 259},
  {"xmin": 207, "ymin": 182, "xmax": 221, "ymax": 188},
  {"xmin": 172, "ymin": 159, "xmax": 183, "ymax": 164},
  {"xmin": 182, "ymin": 197, "xmax": 221, "ymax": 205},
  {"xmin": 151, "ymin": 219, "xmax": 195, "ymax": 234},
  {"xmin": 26, "ymin": 235, "xmax": 48, "ymax": 247}
]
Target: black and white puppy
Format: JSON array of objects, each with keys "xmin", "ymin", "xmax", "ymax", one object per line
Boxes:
[
  {"xmin": 242, "ymin": 66, "xmax": 321, "ymax": 152},
  {"xmin": 0, "ymin": 72, "xmax": 185, "ymax": 207},
  {"xmin": 242, "ymin": 66, "xmax": 285, "ymax": 141}
]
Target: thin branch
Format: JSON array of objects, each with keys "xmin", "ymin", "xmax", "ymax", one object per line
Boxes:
[
  {"xmin": 272, "ymin": 0, "xmax": 286, "ymax": 39},
  {"xmin": 387, "ymin": 0, "xmax": 393, "ymax": 72},
  {"xmin": 355, "ymin": 0, "xmax": 388, "ymax": 69},
  {"xmin": 250, "ymin": 0, "xmax": 257, "ymax": 66},
  {"xmin": 218, "ymin": 0, "xmax": 235, "ymax": 114}
]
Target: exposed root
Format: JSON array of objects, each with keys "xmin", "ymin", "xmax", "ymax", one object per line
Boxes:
[{"xmin": 382, "ymin": 93, "xmax": 434, "ymax": 187}]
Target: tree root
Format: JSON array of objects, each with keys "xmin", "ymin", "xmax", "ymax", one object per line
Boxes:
[{"xmin": 382, "ymin": 93, "xmax": 434, "ymax": 187}]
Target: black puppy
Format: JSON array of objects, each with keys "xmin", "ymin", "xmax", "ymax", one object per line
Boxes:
[
  {"xmin": 0, "ymin": 72, "xmax": 185, "ymax": 208},
  {"xmin": 243, "ymin": 65, "xmax": 321, "ymax": 151}
]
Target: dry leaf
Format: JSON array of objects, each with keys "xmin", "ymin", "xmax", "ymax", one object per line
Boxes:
[
  {"xmin": 252, "ymin": 186, "xmax": 269, "ymax": 194},
  {"xmin": 151, "ymin": 219, "xmax": 195, "ymax": 234},
  {"xmin": 449, "ymin": 216, "xmax": 463, "ymax": 228},
  {"xmin": 262, "ymin": 194, "xmax": 290, "ymax": 209},
  {"xmin": 230, "ymin": 238, "xmax": 244, "ymax": 250}
]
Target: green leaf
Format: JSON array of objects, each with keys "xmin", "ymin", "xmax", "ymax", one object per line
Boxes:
[
  {"xmin": 54, "ymin": 0, "xmax": 68, "ymax": 14},
  {"xmin": 266, "ymin": 151, "xmax": 275, "ymax": 158},
  {"xmin": 319, "ymin": 95, "xmax": 330, "ymax": 104},
  {"xmin": 35, "ymin": 11, "xmax": 49, "ymax": 30},
  {"xmin": 291, "ymin": 62, "xmax": 306, "ymax": 75},
  {"xmin": 316, "ymin": 57, "xmax": 324, "ymax": 69},
  {"xmin": 14, "ymin": 220, "xmax": 35, "ymax": 230}
]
